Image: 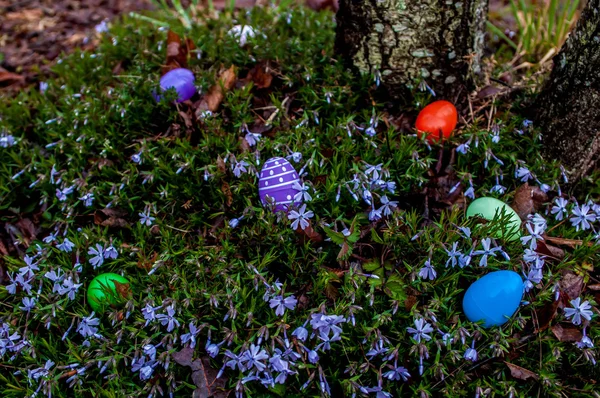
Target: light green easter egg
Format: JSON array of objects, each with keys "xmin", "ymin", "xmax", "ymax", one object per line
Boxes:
[
  {"xmin": 466, "ymin": 197, "xmax": 522, "ymax": 241},
  {"xmin": 87, "ymin": 273, "xmax": 130, "ymax": 314}
]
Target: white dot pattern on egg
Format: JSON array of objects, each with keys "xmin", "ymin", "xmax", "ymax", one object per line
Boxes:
[{"xmin": 258, "ymin": 157, "xmax": 302, "ymax": 212}]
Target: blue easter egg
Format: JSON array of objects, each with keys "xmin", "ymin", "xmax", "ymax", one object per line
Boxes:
[{"xmin": 462, "ymin": 270, "xmax": 524, "ymax": 328}]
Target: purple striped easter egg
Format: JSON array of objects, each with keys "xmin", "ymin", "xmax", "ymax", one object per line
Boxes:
[{"xmin": 258, "ymin": 157, "xmax": 302, "ymax": 212}]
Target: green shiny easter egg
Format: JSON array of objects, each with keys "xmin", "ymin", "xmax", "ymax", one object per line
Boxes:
[
  {"xmin": 87, "ymin": 273, "xmax": 130, "ymax": 313},
  {"xmin": 466, "ymin": 197, "xmax": 522, "ymax": 241}
]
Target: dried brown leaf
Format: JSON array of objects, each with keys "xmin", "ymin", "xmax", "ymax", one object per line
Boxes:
[
  {"xmin": 511, "ymin": 183, "xmax": 548, "ymax": 220},
  {"xmin": 535, "ymin": 240, "xmax": 565, "ymax": 261},
  {"xmin": 587, "ymin": 284, "xmax": 600, "ymax": 291},
  {"xmin": 221, "ymin": 181, "xmax": 233, "ymax": 207},
  {"xmin": 94, "ymin": 208, "xmax": 131, "ymax": 229},
  {"xmin": 560, "ymin": 271, "xmax": 584, "ymax": 300},
  {"xmin": 245, "ymin": 62, "xmax": 273, "ymax": 89},
  {"xmin": 544, "ymin": 236, "xmax": 592, "ymax": 248},
  {"xmin": 295, "ymin": 220, "xmax": 323, "ymax": 244},
  {"xmin": 15, "ymin": 218, "xmax": 37, "ymax": 244},
  {"xmin": 304, "ymin": 0, "xmax": 339, "ymax": 11},
  {"xmin": 0, "ymin": 69, "xmax": 25, "ymax": 85},
  {"xmin": 324, "ymin": 282, "xmax": 339, "ymax": 300},
  {"xmin": 216, "ymin": 156, "xmax": 227, "ymax": 173},
  {"xmin": 172, "ymin": 348, "xmax": 228, "ymax": 398},
  {"xmin": 533, "ymin": 298, "xmax": 559, "ymax": 333},
  {"xmin": 477, "ymin": 85, "xmax": 506, "ymax": 98},
  {"xmin": 337, "ymin": 242, "xmax": 350, "ymax": 261},
  {"xmin": 112, "ymin": 280, "xmax": 131, "ymax": 299},
  {"xmin": 196, "ymin": 65, "xmax": 237, "ymax": 114},
  {"xmin": 551, "ymin": 323, "xmax": 583, "ymax": 342},
  {"xmin": 163, "ymin": 31, "xmax": 195, "ymax": 74},
  {"xmin": 505, "ymin": 362, "xmax": 539, "ymax": 381}
]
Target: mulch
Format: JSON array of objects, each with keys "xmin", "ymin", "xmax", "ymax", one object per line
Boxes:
[
  {"xmin": 0, "ymin": 0, "xmax": 338, "ymax": 90},
  {"xmin": 0, "ymin": 0, "xmax": 153, "ymax": 87}
]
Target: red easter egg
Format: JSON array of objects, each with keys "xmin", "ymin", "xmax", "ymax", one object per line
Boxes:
[{"xmin": 415, "ymin": 100, "xmax": 458, "ymax": 143}]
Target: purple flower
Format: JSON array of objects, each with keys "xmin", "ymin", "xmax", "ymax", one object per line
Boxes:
[
  {"xmin": 310, "ymin": 313, "xmax": 346, "ymax": 341},
  {"xmin": 139, "ymin": 211, "xmax": 155, "ymax": 227},
  {"xmin": 445, "ymin": 242, "xmax": 461, "ymax": 268},
  {"xmin": 564, "ymin": 297, "xmax": 594, "ymax": 325},
  {"xmin": 244, "ymin": 132, "xmax": 261, "ymax": 146},
  {"xmin": 88, "ymin": 244, "xmax": 105, "ymax": 268},
  {"xmin": 240, "ymin": 344, "xmax": 269, "ymax": 372},
  {"xmin": 269, "ymin": 295, "xmax": 297, "ymax": 316},
  {"xmin": 407, "ymin": 318, "xmax": 433, "ymax": 343},
  {"xmin": 232, "ymin": 160, "xmax": 249, "ymax": 178},
  {"xmin": 464, "ymin": 341, "xmax": 478, "ymax": 362},
  {"xmin": 142, "ymin": 303, "xmax": 160, "ymax": 326},
  {"xmin": 472, "ymin": 238, "xmax": 499, "ymax": 267},
  {"xmin": 576, "ymin": 327, "xmax": 594, "ymax": 349},
  {"xmin": 383, "ymin": 362, "xmax": 411, "ymax": 381},
  {"xmin": 524, "ymin": 267, "xmax": 543, "ymax": 292},
  {"xmin": 103, "ymin": 245, "xmax": 118, "ymax": 259},
  {"xmin": 515, "ymin": 166, "xmax": 533, "ymax": 182},
  {"xmin": 79, "ymin": 193, "xmax": 94, "ymax": 207},
  {"xmin": 571, "ymin": 203, "xmax": 596, "ymax": 231},
  {"xmin": 366, "ymin": 339, "xmax": 388, "ymax": 359},
  {"xmin": 205, "ymin": 339, "xmax": 223, "ymax": 358},
  {"xmin": 57, "ymin": 238, "xmax": 75, "ymax": 253},
  {"xmin": 418, "ymin": 258, "xmax": 437, "ymax": 280},
  {"xmin": 19, "ymin": 297, "xmax": 36, "ymax": 312},
  {"xmin": 156, "ymin": 305, "xmax": 180, "ymax": 332},
  {"xmin": 292, "ymin": 181, "xmax": 312, "ymax": 202},
  {"xmin": 520, "ymin": 222, "xmax": 544, "ymax": 250},
  {"xmin": 288, "ymin": 204, "xmax": 314, "ymax": 230},
  {"xmin": 58, "ymin": 276, "xmax": 82, "ymax": 300},
  {"xmin": 292, "ymin": 325, "xmax": 309, "ymax": 341},
  {"xmin": 77, "ymin": 313, "xmax": 101, "ymax": 339},
  {"xmin": 181, "ymin": 322, "xmax": 200, "ymax": 348}
]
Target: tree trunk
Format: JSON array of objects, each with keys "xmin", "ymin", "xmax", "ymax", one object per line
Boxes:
[
  {"xmin": 335, "ymin": 0, "xmax": 489, "ymax": 102},
  {"xmin": 535, "ymin": 0, "xmax": 600, "ymax": 179}
]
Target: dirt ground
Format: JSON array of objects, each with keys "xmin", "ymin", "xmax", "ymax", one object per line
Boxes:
[{"xmin": 0, "ymin": 0, "xmax": 152, "ymax": 86}]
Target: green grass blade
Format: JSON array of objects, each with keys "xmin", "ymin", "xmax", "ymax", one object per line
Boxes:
[{"xmin": 487, "ymin": 21, "xmax": 518, "ymax": 50}]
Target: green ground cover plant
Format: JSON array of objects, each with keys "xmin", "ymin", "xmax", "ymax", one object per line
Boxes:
[{"xmin": 0, "ymin": 4, "xmax": 598, "ymax": 398}]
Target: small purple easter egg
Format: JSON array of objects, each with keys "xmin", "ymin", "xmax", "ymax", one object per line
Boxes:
[
  {"xmin": 258, "ymin": 157, "xmax": 302, "ymax": 212},
  {"xmin": 155, "ymin": 68, "xmax": 196, "ymax": 103}
]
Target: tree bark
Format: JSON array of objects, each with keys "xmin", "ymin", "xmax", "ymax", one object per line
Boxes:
[
  {"xmin": 535, "ymin": 0, "xmax": 600, "ymax": 179},
  {"xmin": 335, "ymin": 0, "xmax": 489, "ymax": 102}
]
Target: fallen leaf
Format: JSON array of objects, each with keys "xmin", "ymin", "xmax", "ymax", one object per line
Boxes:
[
  {"xmin": 535, "ymin": 240, "xmax": 565, "ymax": 261},
  {"xmin": 405, "ymin": 295, "xmax": 418, "ymax": 310},
  {"xmin": 295, "ymin": 221, "xmax": 323, "ymax": 244},
  {"xmin": 244, "ymin": 61, "xmax": 273, "ymax": 89},
  {"xmin": 94, "ymin": 208, "xmax": 131, "ymax": 229},
  {"xmin": 15, "ymin": 218, "xmax": 37, "ymax": 244},
  {"xmin": 551, "ymin": 323, "xmax": 583, "ymax": 342},
  {"xmin": 324, "ymin": 282, "xmax": 339, "ymax": 300},
  {"xmin": 221, "ymin": 181, "xmax": 233, "ymax": 207},
  {"xmin": 172, "ymin": 347, "xmax": 228, "ymax": 397},
  {"xmin": 0, "ymin": 69, "xmax": 25, "ymax": 86},
  {"xmin": 216, "ymin": 156, "xmax": 227, "ymax": 173},
  {"xmin": 179, "ymin": 111, "xmax": 193, "ymax": 128},
  {"xmin": 195, "ymin": 65, "xmax": 237, "ymax": 114},
  {"xmin": 505, "ymin": 362, "xmax": 539, "ymax": 381},
  {"xmin": 477, "ymin": 85, "xmax": 506, "ymax": 98},
  {"xmin": 511, "ymin": 183, "xmax": 548, "ymax": 220},
  {"xmin": 112, "ymin": 280, "xmax": 131, "ymax": 299},
  {"xmin": 587, "ymin": 284, "xmax": 600, "ymax": 291},
  {"xmin": 544, "ymin": 236, "xmax": 592, "ymax": 248},
  {"xmin": 304, "ymin": 0, "xmax": 339, "ymax": 11},
  {"xmin": 163, "ymin": 31, "xmax": 195, "ymax": 74},
  {"xmin": 560, "ymin": 271, "xmax": 584, "ymax": 300},
  {"xmin": 533, "ymin": 298, "xmax": 560, "ymax": 333}
]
